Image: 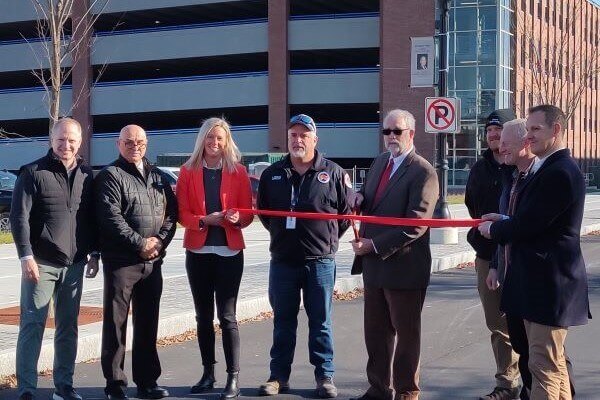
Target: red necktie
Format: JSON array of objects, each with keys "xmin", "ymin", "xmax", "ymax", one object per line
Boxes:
[{"xmin": 374, "ymin": 159, "xmax": 394, "ymax": 204}]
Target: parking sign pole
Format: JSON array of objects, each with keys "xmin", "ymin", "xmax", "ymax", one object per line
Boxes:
[{"xmin": 433, "ymin": 0, "xmax": 451, "ymax": 219}]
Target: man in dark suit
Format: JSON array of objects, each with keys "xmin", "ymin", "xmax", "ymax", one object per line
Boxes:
[
  {"xmin": 479, "ymin": 105, "xmax": 590, "ymax": 399},
  {"xmin": 350, "ymin": 109, "xmax": 439, "ymax": 400}
]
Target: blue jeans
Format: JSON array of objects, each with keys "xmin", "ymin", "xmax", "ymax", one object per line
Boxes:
[
  {"xmin": 268, "ymin": 258, "xmax": 336, "ymax": 381},
  {"xmin": 16, "ymin": 261, "xmax": 84, "ymax": 396}
]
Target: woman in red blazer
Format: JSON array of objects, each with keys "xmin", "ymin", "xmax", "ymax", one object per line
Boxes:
[{"xmin": 177, "ymin": 117, "xmax": 253, "ymax": 399}]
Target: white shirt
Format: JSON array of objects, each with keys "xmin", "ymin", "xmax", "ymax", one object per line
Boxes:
[
  {"xmin": 531, "ymin": 148, "xmax": 563, "ymax": 174},
  {"xmin": 135, "ymin": 160, "xmax": 144, "ymax": 175},
  {"xmin": 388, "ymin": 146, "xmax": 414, "ymax": 177}
]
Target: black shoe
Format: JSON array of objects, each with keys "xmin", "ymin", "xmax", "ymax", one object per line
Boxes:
[
  {"xmin": 220, "ymin": 372, "xmax": 240, "ymax": 399},
  {"xmin": 136, "ymin": 386, "xmax": 169, "ymax": 399},
  {"xmin": 191, "ymin": 365, "xmax": 216, "ymax": 394},
  {"xmin": 104, "ymin": 388, "xmax": 128, "ymax": 400},
  {"xmin": 53, "ymin": 386, "xmax": 83, "ymax": 400},
  {"xmin": 19, "ymin": 393, "xmax": 35, "ymax": 400}
]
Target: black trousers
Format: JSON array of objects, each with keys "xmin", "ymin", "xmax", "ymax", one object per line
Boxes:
[
  {"xmin": 505, "ymin": 313, "xmax": 576, "ymax": 399},
  {"xmin": 185, "ymin": 251, "xmax": 244, "ymax": 373},
  {"xmin": 101, "ymin": 261, "xmax": 163, "ymax": 391}
]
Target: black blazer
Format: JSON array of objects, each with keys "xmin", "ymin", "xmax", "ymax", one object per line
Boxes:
[
  {"xmin": 490, "ymin": 149, "xmax": 590, "ymax": 327},
  {"xmin": 351, "ymin": 150, "xmax": 439, "ymax": 289}
]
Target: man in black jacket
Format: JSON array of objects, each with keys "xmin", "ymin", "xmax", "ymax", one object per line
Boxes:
[
  {"xmin": 257, "ymin": 114, "xmax": 353, "ymax": 398},
  {"xmin": 465, "ymin": 109, "xmax": 520, "ymax": 400},
  {"xmin": 95, "ymin": 125, "xmax": 177, "ymax": 400},
  {"xmin": 479, "ymin": 105, "xmax": 590, "ymax": 398},
  {"xmin": 10, "ymin": 118, "xmax": 98, "ymax": 400}
]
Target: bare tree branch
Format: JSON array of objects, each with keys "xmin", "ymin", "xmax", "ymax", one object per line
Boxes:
[{"xmin": 28, "ymin": 0, "xmax": 111, "ymax": 133}]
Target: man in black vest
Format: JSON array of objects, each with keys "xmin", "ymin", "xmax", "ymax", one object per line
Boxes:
[
  {"xmin": 479, "ymin": 105, "xmax": 590, "ymax": 398},
  {"xmin": 96, "ymin": 125, "xmax": 177, "ymax": 400},
  {"xmin": 10, "ymin": 118, "xmax": 98, "ymax": 400}
]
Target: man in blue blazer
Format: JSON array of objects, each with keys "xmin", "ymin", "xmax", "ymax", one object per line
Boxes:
[{"xmin": 479, "ymin": 105, "xmax": 590, "ymax": 399}]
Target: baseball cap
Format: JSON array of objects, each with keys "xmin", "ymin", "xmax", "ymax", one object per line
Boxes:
[
  {"xmin": 289, "ymin": 114, "xmax": 317, "ymax": 132},
  {"xmin": 485, "ymin": 109, "xmax": 517, "ymax": 129}
]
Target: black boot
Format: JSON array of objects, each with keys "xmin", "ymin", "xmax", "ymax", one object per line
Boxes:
[
  {"xmin": 220, "ymin": 372, "xmax": 240, "ymax": 399},
  {"xmin": 191, "ymin": 365, "xmax": 216, "ymax": 394}
]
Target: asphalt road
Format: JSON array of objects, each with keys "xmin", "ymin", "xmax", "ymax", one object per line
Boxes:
[{"xmin": 2, "ymin": 236, "xmax": 600, "ymax": 400}]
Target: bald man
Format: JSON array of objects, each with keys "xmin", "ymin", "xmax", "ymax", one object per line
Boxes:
[
  {"xmin": 95, "ymin": 125, "xmax": 178, "ymax": 400},
  {"xmin": 10, "ymin": 118, "xmax": 98, "ymax": 400}
]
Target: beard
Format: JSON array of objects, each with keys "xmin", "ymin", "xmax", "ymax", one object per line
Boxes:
[
  {"xmin": 386, "ymin": 142, "xmax": 404, "ymax": 155},
  {"xmin": 290, "ymin": 148, "xmax": 306, "ymax": 158}
]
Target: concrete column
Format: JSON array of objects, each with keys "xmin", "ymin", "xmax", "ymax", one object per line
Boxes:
[
  {"xmin": 268, "ymin": 0, "xmax": 289, "ymax": 153},
  {"xmin": 71, "ymin": 0, "xmax": 93, "ymax": 163},
  {"xmin": 379, "ymin": 0, "xmax": 436, "ymax": 162}
]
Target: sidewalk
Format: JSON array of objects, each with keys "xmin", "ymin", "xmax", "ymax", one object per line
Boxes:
[
  {"xmin": 2, "ymin": 258, "xmax": 599, "ymax": 399},
  {"xmin": 1, "ymin": 197, "xmax": 600, "ymax": 378}
]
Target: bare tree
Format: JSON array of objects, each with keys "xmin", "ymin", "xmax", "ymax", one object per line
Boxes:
[
  {"xmin": 27, "ymin": 0, "xmax": 109, "ymax": 132},
  {"xmin": 514, "ymin": 1, "xmax": 599, "ymax": 122}
]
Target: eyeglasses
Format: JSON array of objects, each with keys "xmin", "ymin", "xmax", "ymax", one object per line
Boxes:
[
  {"xmin": 121, "ymin": 140, "xmax": 147, "ymax": 149},
  {"xmin": 381, "ymin": 128, "xmax": 411, "ymax": 136}
]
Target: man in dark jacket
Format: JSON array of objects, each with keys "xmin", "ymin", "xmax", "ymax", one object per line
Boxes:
[
  {"xmin": 257, "ymin": 114, "xmax": 353, "ymax": 398},
  {"xmin": 10, "ymin": 118, "xmax": 98, "ymax": 400},
  {"xmin": 465, "ymin": 109, "xmax": 520, "ymax": 400},
  {"xmin": 95, "ymin": 125, "xmax": 177, "ymax": 400},
  {"xmin": 479, "ymin": 105, "xmax": 590, "ymax": 398}
]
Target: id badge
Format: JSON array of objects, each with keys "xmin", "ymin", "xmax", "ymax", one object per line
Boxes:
[{"xmin": 286, "ymin": 216, "xmax": 297, "ymax": 229}]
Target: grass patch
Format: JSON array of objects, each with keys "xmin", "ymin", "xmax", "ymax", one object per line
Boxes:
[
  {"xmin": 0, "ymin": 232, "xmax": 13, "ymax": 244},
  {"xmin": 447, "ymin": 194, "xmax": 465, "ymax": 205}
]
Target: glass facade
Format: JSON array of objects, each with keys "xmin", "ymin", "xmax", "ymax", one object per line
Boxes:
[{"xmin": 446, "ymin": 0, "xmax": 513, "ymax": 185}]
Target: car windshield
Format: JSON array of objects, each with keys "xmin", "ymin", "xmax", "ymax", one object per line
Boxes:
[{"xmin": 0, "ymin": 172, "xmax": 16, "ymax": 189}]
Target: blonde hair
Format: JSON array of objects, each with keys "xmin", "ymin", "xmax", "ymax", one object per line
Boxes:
[{"xmin": 184, "ymin": 117, "xmax": 241, "ymax": 173}]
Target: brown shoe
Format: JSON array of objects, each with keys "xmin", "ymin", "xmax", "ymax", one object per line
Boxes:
[
  {"xmin": 258, "ymin": 380, "xmax": 290, "ymax": 396},
  {"xmin": 479, "ymin": 386, "xmax": 520, "ymax": 400},
  {"xmin": 316, "ymin": 377, "xmax": 338, "ymax": 398}
]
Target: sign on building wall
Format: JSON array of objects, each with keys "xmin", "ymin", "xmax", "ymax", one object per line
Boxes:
[{"xmin": 410, "ymin": 36, "xmax": 435, "ymax": 87}]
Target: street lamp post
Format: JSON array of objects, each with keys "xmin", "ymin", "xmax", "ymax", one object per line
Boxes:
[{"xmin": 433, "ymin": 0, "xmax": 451, "ymax": 219}]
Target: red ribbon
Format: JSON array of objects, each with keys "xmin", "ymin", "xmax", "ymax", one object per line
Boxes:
[{"xmin": 234, "ymin": 208, "xmax": 481, "ymax": 228}]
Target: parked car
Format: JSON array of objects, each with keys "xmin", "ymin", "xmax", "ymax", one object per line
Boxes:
[
  {"xmin": 0, "ymin": 170, "xmax": 17, "ymax": 232},
  {"xmin": 157, "ymin": 166, "xmax": 180, "ymax": 194}
]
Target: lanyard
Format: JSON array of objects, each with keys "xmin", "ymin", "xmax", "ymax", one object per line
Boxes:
[{"xmin": 290, "ymin": 174, "xmax": 306, "ymax": 211}]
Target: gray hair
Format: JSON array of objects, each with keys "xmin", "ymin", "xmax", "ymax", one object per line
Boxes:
[
  {"xmin": 502, "ymin": 118, "xmax": 528, "ymax": 141},
  {"xmin": 383, "ymin": 109, "xmax": 416, "ymax": 131}
]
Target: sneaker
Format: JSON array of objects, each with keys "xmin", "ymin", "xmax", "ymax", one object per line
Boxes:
[
  {"xmin": 258, "ymin": 379, "xmax": 290, "ymax": 396},
  {"xmin": 316, "ymin": 377, "xmax": 338, "ymax": 398},
  {"xmin": 53, "ymin": 386, "xmax": 82, "ymax": 400},
  {"xmin": 19, "ymin": 393, "xmax": 35, "ymax": 400},
  {"xmin": 479, "ymin": 386, "xmax": 520, "ymax": 400}
]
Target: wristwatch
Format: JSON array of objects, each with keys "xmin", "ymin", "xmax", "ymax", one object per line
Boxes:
[{"xmin": 199, "ymin": 219, "xmax": 206, "ymax": 230}]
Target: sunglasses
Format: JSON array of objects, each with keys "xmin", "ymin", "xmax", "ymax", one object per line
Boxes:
[
  {"xmin": 381, "ymin": 128, "xmax": 411, "ymax": 136},
  {"xmin": 289, "ymin": 114, "xmax": 316, "ymax": 130}
]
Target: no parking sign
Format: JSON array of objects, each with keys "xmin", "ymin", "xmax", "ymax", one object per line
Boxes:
[{"xmin": 425, "ymin": 97, "xmax": 461, "ymax": 133}]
